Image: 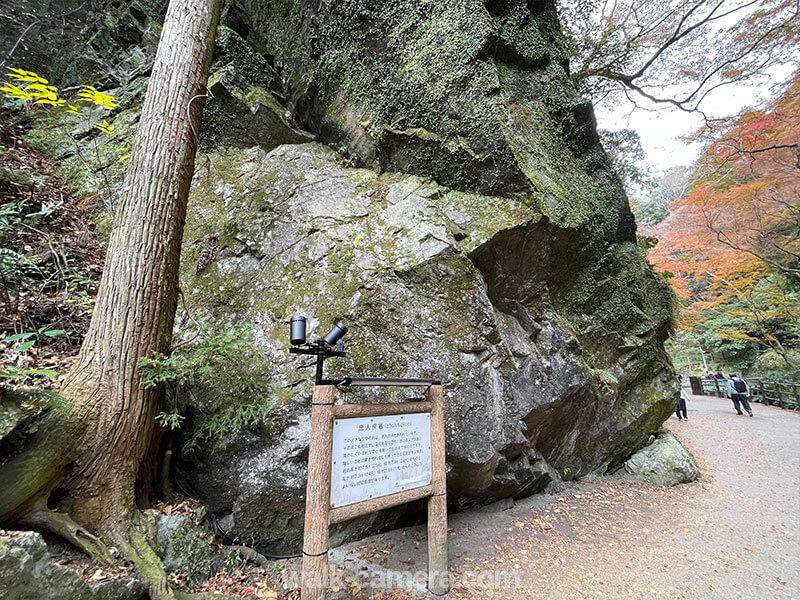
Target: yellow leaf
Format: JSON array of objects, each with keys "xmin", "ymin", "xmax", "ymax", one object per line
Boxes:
[
  {"xmin": 0, "ymin": 82, "xmax": 33, "ymax": 100},
  {"xmin": 353, "ymin": 233, "xmax": 363, "ymax": 248},
  {"xmin": 94, "ymin": 120, "xmax": 115, "ymax": 133},
  {"xmin": 5, "ymin": 67, "xmax": 48, "ymax": 84},
  {"xmin": 24, "ymin": 83, "xmax": 56, "ymax": 93},
  {"xmin": 78, "ymin": 85, "xmax": 117, "ymax": 110},
  {"xmin": 30, "ymin": 88, "xmax": 57, "ymax": 101}
]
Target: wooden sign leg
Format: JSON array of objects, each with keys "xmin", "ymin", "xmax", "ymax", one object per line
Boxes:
[
  {"xmin": 301, "ymin": 385, "xmax": 335, "ymax": 600},
  {"xmin": 426, "ymin": 384, "xmax": 449, "ymax": 595}
]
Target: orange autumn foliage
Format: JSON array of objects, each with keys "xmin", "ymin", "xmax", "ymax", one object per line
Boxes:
[{"xmin": 647, "ymin": 73, "xmax": 799, "ymax": 357}]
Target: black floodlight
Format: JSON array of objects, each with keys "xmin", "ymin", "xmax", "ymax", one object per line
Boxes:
[
  {"xmin": 288, "ymin": 314, "xmax": 347, "ymax": 385},
  {"xmin": 322, "ymin": 322, "xmax": 348, "ymax": 347},
  {"xmin": 288, "ymin": 315, "xmax": 441, "ymax": 388},
  {"xmin": 290, "ymin": 312, "xmax": 307, "ymax": 345}
]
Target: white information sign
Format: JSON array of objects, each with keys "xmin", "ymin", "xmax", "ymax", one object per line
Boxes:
[{"xmin": 330, "ymin": 413, "xmax": 432, "ymax": 508}]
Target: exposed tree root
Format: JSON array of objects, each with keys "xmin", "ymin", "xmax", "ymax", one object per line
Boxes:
[
  {"xmin": 2, "ymin": 464, "xmax": 185, "ymax": 600},
  {"xmin": 22, "ymin": 501, "xmax": 115, "ymax": 566},
  {"xmin": 119, "ymin": 523, "xmax": 239, "ymax": 600},
  {"xmin": 0, "ymin": 396, "xmax": 226, "ymax": 600},
  {"xmin": 114, "ymin": 515, "xmax": 176, "ymax": 600}
]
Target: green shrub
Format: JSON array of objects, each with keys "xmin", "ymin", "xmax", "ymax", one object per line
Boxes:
[{"xmin": 139, "ymin": 325, "xmax": 278, "ymax": 450}]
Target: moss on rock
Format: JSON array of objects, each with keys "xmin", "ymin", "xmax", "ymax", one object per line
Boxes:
[
  {"xmin": 175, "ymin": 141, "xmax": 675, "ymax": 552},
  {"xmin": 153, "ymin": 515, "xmax": 215, "ymax": 584}
]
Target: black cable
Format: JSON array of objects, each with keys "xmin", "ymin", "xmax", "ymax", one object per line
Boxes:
[{"xmin": 212, "ymin": 513, "xmax": 302, "ymax": 560}]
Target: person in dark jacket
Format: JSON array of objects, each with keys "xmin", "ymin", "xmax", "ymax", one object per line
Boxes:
[
  {"xmin": 727, "ymin": 374, "xmax": 753, "ymax": 416},
  {"xmin": 715, "ymin": 370, "xmax": 727, "ymax": 397}
]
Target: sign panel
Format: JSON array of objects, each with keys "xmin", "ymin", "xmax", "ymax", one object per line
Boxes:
[{"xmin": 330, "ymin": 413, "xmax": 432, "ymax": 508}]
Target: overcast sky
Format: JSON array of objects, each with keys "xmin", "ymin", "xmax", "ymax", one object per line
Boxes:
[{"xmin": 593, "ymin": 64, "xmax": 796, "ymax": 180}]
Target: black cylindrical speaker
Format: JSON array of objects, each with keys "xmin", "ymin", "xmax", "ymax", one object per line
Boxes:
[{"xmin": 290, "ymin": 313, "xmax": 306, "ymax": 345}]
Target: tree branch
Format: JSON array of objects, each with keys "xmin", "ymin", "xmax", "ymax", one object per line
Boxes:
[{"xmin": 709, "ymin": 225, "xmax": 800, "ymax": 276}]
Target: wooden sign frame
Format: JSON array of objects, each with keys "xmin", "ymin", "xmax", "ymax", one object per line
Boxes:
[{"xmin": 301, "ymin": 383, "xmax": 449, "ymax": 599}]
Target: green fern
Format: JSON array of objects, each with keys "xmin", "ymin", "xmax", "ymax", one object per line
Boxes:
[
  {"xmin": 589, "ymin": 367, "xmax": 619, "ymax": 385},
  {"xmin": 0, "ymin": 247, "xmax": 39, "ymax": 282},
  {"xmin": 140, "ymin": 325, "xmax": 278, "ymax": 450}
]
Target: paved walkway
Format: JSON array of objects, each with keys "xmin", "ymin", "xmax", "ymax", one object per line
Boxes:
[{"xmin": 283, "ymin": 394, "xmax": 800, "ymax": 599}]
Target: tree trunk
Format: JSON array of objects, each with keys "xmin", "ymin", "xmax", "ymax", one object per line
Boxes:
[
  {"xmin": 61, "ymin": 0, "xmax": 223, "ymax": 525},
  {"xmin": 0, "ymin": 0, "xmax": 223, "ymax": 597}
]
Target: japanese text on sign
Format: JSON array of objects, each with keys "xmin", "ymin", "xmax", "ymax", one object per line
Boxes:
[{"xmin": 330, "ymin": 413, "xmax": 432, "ymax": 508}]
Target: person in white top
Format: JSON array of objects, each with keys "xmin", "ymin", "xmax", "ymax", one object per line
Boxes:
[
  {"xmin": 726, "ymin": 374, "xmax": 753, "ymax": 416},
  {"xmin": 677, "ymin": 386, "xmax": 690, "ymax": 421}
]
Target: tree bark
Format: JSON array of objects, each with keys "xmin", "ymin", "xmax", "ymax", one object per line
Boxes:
[
  {"xmin": 1, "ymin": 0, "xmax": 223, "ymax": 598},
  {"xmin": 60, "ymin": 0, "xmax": 223, "ymax": 527}
]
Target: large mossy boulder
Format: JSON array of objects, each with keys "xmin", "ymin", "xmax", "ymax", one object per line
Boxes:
[
  {"xmin": 5, "ymin": 0, "xmax": 676, "ymax": 558},
  {"xmin": 168, "ymin": 0, "xmax": 675, "ymax": 555},
  {"xmin": 175, "ymin": 142, "xmax": 674, "ymax": 553}
]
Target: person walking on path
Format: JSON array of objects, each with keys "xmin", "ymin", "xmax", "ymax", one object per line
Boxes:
[
  {"xmin": 677, "ymin": 386, "xmax": 690, "ymax": 421},
  {"xmin": 727, "ymin": 374, "xmax": 753, "ymax": 416},
  {"xmin": 715, "ymin": 370, "xmax": 727, "ymax": 397}
]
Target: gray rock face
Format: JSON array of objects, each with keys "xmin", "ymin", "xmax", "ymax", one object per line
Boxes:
[
  {"xmin": 200, "ymin": 26, "xmax": 316, "ymax": 152},
  {"xmin": 0, "ymin": 531, "xmax": 145, "ymax": 600},
  {"xmin": 239, "ymin": 0, "xmax": 597, "ymax": 199},
  {"xmin": 176, "ymin": 142, "xmax": 674, "ymax": 553},
  {"xmin": 623, "ymin": 430, "xmax": 700, "ymax": 486},
  {"xmin": 0, "ymin": 0, "xmax": 160, "ymax": 88},
  {"xmin": 4, "ymin": 0, "xmax": 677, "ymax": 559},
  {"xmin": 152, "ymin": 515, "xmax": 215, "ymax": 584}
]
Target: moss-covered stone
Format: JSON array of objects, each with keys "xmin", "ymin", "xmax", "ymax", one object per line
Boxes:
[
  {"xmin": 153, "ymin": 515, "xmax": 215, "ymax": 584},
  {"xmin": 0, "ymin": 531, "xmax": 145, "ymax": 600},
  {"xmin": 176, "ymin": 142, "xmax": 674, "ymax": 553},
  {"xmin": 623, "ymin": 429, "xmax": 700, "ymax": 486}
]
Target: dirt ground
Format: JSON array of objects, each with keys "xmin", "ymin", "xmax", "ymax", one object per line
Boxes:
[{"xmin": 275, "ymin": 394, "xmax": 800, "ymax": 600}]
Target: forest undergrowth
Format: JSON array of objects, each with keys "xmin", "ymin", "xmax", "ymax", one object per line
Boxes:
[{"xmin": 0, "ymin": 115, "xmax": 104, "ymax": 387}]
